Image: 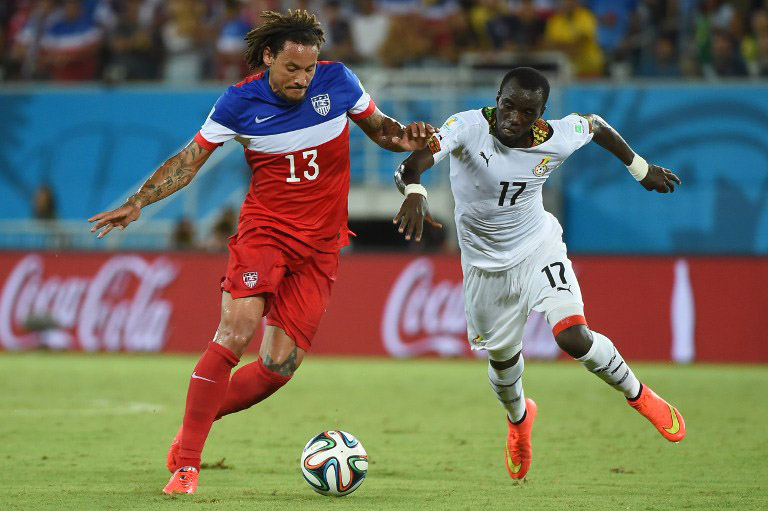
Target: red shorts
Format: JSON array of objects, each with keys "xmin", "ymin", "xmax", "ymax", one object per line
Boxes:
[{"xmin": 220, "ymin": 226, "xmax": 339, "ymax": 351}]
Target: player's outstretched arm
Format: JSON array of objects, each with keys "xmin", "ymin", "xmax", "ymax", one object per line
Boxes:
[
  {"xmin": 392, "ymin": 147, "xmax": 442, "ymax": 242},
  {"xmin": 88, "ymin": 140, "xmax": 213, "ymax": 239},
  {"xmin": 583, "ymin": 113, "xmax": 682, "ymax": 193},
  {"xmin": 353, "ymin": 108, "xmax": 436, "ymax": 152}
]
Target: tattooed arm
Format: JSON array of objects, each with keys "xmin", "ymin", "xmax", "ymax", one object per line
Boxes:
[
  {"xmin": 353, "ymin": 108, "xmax": 435, "ymax": 152},
  {"xmin": 88, "ymin": 140, "xmax": 213, "ymax": 238}
]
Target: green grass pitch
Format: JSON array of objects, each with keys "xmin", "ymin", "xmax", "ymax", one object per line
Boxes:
[{"xmin": 1, "ymin": 353, "xmax": 766, "ymax": 510}]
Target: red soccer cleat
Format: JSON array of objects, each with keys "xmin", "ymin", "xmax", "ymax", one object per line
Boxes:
[
  {"xmin": 166, "ymin": 426, "xmax": 182, "ymax": 473},
  {"xmin": 505, "ymin": 398, "xmax": 537, "ymax": 480},
  {"xmin": 627, "ymin": 385, "xmax": 686, "ymax": 443},
  {"xmin": 162, "ymin": 466, "xmax": 198, "ymax": 495}
]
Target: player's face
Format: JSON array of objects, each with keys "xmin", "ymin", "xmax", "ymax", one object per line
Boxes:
[
  {"xmin": 264, "ymin": 41, "xmax": 319, "ymax": 103},
  {"xmin": 495, "ymin": 83, "xmax": 546, "ymax": 147}
]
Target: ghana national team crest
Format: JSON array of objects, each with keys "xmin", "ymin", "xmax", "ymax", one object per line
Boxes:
[
  {"xmin": 243, "ymin": 271, "xmax": 259, "ymax": 289},
  {"xmin": 311, "ymin": 94, "xmax": 331, "ymax": 116},
  {"xmin": 532, "ymin": 157, "xmax": 551, "ymax": 176}
]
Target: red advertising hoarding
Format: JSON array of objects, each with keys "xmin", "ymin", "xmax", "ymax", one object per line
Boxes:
[{"xmin": 0, "ymin": 251, "xmax": 765, "ymax": 362}]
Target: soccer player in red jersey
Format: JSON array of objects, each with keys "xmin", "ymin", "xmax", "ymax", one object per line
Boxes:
[{"xmin": 88, "ymin": 10, "xmax": 435, "ymax": 495}]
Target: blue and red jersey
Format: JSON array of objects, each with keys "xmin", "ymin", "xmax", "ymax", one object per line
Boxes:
[{"xmin": 195, "ymin": 61, "xmax": 375, "ymax": 252}]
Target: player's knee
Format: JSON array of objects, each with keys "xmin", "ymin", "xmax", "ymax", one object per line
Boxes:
[
  {"xmin": 489, "ymin": 351, "xmax": 521, "ymax": 370},
  {"xmin": 214, "ymin": 316, "xmax": 260, "ymax": 351},
  {"xmin": 555, "ymin": 325, "xmax": 592, "ymax": 358}
]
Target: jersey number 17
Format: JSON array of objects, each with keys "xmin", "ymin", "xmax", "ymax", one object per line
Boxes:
[{"xmin": 498, "ymin": 181, "xmax": 526, "ymax": 206}]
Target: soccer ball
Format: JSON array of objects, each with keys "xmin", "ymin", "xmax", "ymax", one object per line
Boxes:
[{"xmin": 300, "ymin": 430, "xmax": 368, "ymax": 497}]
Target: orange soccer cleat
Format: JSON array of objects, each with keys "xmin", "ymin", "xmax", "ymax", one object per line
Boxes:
[
  {"xmin": 163, "ymin": 466, "xmax": 198, "ymax": 495},
  {"xmin": 505, "ymin": 398, "xmax": 537, "ymax": 480},
  {"xmin": 166, "ymin": 426, "xmax": 183, "ymax": 473},
  {"xmin": 627, "ymin": 385, "xmax": 686, "ymax": 443}
]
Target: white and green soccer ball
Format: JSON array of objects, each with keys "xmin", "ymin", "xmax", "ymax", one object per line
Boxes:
[{"xmin": 300, "ymin": 430, "xmax": 368, "ymax": 497}]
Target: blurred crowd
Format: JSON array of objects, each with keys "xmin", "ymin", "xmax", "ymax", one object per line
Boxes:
[{"xmin": 2, "ymin": 0, "xmax": 768, "ymax": 82}]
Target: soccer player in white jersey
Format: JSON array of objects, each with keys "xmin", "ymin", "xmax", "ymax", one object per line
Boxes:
[{"xmin": 392, "ymin": 67, "xmax": 685, "ymax": 480}]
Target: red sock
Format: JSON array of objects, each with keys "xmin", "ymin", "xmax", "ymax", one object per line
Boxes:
[
  {"xmin": 215, "ymin": 357, "xmax": 291, "ymax": 420},
  {"xmin": 177, "ymin": 342, "xmax": 239, "ymax": 470}
]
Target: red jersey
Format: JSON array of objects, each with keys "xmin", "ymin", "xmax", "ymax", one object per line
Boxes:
[{"xmin": 194, "ymin": 62, "xmax": 375, "ymax": 252}]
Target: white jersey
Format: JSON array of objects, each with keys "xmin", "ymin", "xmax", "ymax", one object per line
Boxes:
[{"xmin": 430, "ymin": 109, "xmax": 593, "ymax": 271}]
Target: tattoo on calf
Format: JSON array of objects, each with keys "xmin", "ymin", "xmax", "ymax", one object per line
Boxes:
[{"xmin": 263, "ymin": 347, "xmax": 298, "ymax": 376}]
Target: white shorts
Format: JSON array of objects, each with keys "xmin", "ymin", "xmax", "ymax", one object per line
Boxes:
[{"xmin": 462, "ymin": 236, "xmax": 586, "ymax": 360}]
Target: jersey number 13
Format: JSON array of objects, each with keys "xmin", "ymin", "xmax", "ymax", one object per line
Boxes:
[{"xmin": 285, "ymin": 149, "xmax": 319, "ymax": 183}]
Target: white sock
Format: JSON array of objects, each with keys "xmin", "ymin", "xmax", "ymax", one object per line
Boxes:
[
  {"xmin": 577, "ymin": 331, "xmax": 641, "ymax": 399},
  {"xmin": 488, "ymin": 355, "xmax": 526, "ymax": 423}
]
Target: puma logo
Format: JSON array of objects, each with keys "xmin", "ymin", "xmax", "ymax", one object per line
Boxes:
[
  {"xmin": 479, "ymin": 151, "xmax": 492, "ymax": 167},
  {"xmin": 556, "ymin": 285, "xmax": 572, "ymax": 294}
]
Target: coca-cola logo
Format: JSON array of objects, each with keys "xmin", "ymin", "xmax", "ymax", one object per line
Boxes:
[
  {"xmin": 381, "ymin": 258, "xmax": 468, "ymax": 358},
  {"xmin": 381, "ymin": 258, "xmax": 559, "ymax": 359},
  {"xmin": 0, "ymin": 254, "xmax": 178, "ymax": 351}
]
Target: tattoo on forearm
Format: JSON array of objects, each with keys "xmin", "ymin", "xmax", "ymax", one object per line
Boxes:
[
  {"xmin": 379, "ymin": 117, "xmax": 406, "ymax": 151},
  {"xmin": 263, "ymin": 348, "xmax": 298, "ymax": 377},
  {"xmin": 128, "ymin": 142, "xmax": 202, "ymax": 208},
  {"xmin": 359, "ymin": 111, "xmax": 406, "ymax": 151}
]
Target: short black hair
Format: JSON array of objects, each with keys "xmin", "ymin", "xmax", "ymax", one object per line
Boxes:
[
  {"xmin": 498, "ymin": 67, "xmax": 550, "ymax": 105},
  {"xmin": 244, "ymin": 10, "xmax": 325, "ymax": 70}
]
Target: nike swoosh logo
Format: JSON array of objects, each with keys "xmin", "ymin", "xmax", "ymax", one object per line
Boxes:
[
  {"xmin": 505, "ymin": 444, "xmax": 522, "ymax": 474},
  {"xmin": 254, "ymin": 115, "xmax": 276, "ymax": 124},
  {"xmin": 191, "ymin": 372, "xmax": 216, "ymax": 383},
  {"xmin": 663, "ymin": 404, "xmax": 680, "ymax": 434}
]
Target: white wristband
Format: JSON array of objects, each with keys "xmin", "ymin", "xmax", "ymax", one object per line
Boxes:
[
  {"xmin": 627, "ymin": 153, "xmax": 649, "ymax": 181},
  {"xmin": 404, "ymin": 183, "xmax": 428, "ymax": 199}
]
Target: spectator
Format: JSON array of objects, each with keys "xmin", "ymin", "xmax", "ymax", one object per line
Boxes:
[
  {"xmin": 350, "ymin": 0, "xmax": 390, "ymax": 65},
  {"xmin": 321, "ymin": 1, "xmax": 358, "ymax": 63},
  {"xmin": 8, "ymin": 0, "xmax": 60, "ymax": 79},
  {"xmin": 635, "ymin": 36, "xmax": 681, "ymax": 77},
  {"xmin": 33, "ymin": 183, "xmax": 56, "ymax": 220},
  {"xmin": 3, "ymin": 0, "xmax": 768, "ymax": 82},
  {"xmin": 506, "ymin": 0, "xmax": 547, "ymax": 50},
  {"xmin": 543, "ymin": 0, "xmax": 604, "ymax": 77},
  {"xmin": 694, "ymin": 0, "xmax": 739, "ymax": 69},
  {"xmin": 161, "ymin": 0, "xmax": 208, "ymax": 82},
  {"xmin": 707, "ymin": 29, "xmax": 749, "ymax": 77},
  {"xmin": 419, "ymin": 0, "xmax": 461, "ymax": 63},
  {"xmin": 507, "ymin": 0, "xmax": 558, "ymax": 17},
  {"xmin": 378, "ymin": 13, "xmax": 432, "ymax": 67},
  {"xmin": 742, "ymin": 8, "xmax": 768, "ymax": 76},
  {"xmin": 465, "ymin": 0, "xmax": 502, "ymax": 49},
  {"xmin": 206, "ymin": 206, "xmax": 237, "ymax": 251},
  {"xmin": 378, "ymin": 0, "xmax": 421, "ymax": 14},
  {"xmin": 587, "ymin": 0, "xmax": 637, "ymax": 70},
  {"xmin": 214, "ymin": 0, "xmax": 251, "ymax": 82},
  {"xmin": 172, "ymin": 217, "xmax": 196, "ymax": 250},
  {"xmin": 38, "ymin": 0, "xmax": 102, "ymax": 81},
  {"xmin": 448, "ymin": 2, "xmax": 481, "ymax": 53},
  {"xmin": 106, "ymin": 0, "xmax": 160, "ymax": 81}
]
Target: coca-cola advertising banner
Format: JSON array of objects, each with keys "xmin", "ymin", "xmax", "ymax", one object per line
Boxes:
[{"xmin": 0, "ymin": 252, "xmax": 765, "ymax": 362}]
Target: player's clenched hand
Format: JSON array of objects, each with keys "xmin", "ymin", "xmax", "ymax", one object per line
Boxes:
[
  {"xmin": 393, "ymin": 194, "xmax": 442, "ymax": 242},
  {"xmin": 391, "ymin": 122, "xmax": 437, "ymax": 152},
  {"xmin": 88, "ymin": 202, "xmax": 141, "ymax": 239},
  {"xmin": 640, "ymin": 164, "xmax": 681, "ymax": 193}
]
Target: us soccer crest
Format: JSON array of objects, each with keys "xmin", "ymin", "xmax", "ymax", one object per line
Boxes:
[
  {"xmin": 243, "ymin": 271, "xmax": 259, "ymax": 289},
  {"xmin": 532, "ymin": 157, "xmax": 551, "ymax": 176},
  {"xmin": 311, "ymin": 94, "xmax": 331, "ymax": 116}
]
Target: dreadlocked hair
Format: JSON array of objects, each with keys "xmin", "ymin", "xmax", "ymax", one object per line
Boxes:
[{"xmin": 244, "ymin": 10, "xmax": 325, "ymax": 70}]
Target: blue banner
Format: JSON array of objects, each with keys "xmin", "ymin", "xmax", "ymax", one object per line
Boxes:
[
  {"xmin": 561, "ymin": 84, "xmax": 768, "ymax": 254},
  {"xmin": 1, "ymin": 84, "xmax": 765, "ymax": 254}
]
